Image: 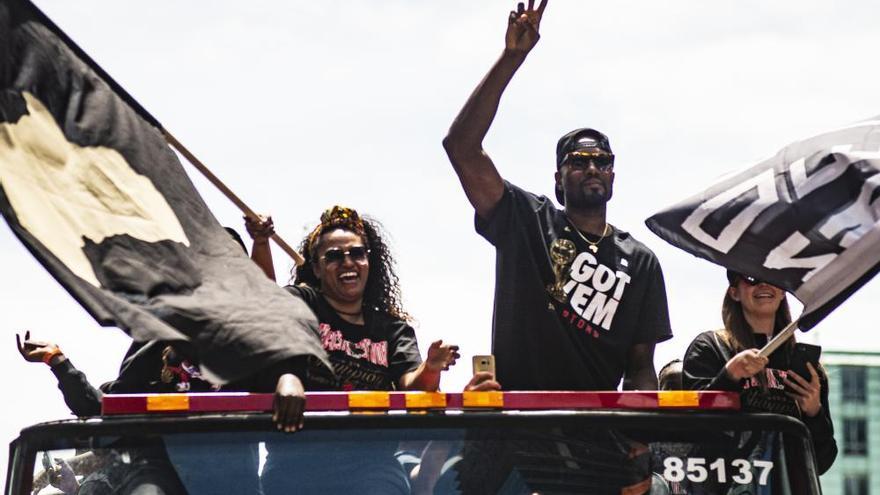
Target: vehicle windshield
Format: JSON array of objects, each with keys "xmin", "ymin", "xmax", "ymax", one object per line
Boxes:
[{"xmin": 25, "ymin": 414, "xmax": 816, "ymax": 495}]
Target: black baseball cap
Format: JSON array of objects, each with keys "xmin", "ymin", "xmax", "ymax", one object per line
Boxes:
[
  {"xmin": 726, "ymin": 269, "xmax": 739, "ymax": 286},
  {"xmin": 727, "ymin": 269, "xmax": 772, "ymax": 287},
  {"xmin": 727, "ymin": 269, "xmax": 763, "ymax": 286},
  {"xmin": 555, "ymin": 128, "xmax": 613, "ymax": 168}
]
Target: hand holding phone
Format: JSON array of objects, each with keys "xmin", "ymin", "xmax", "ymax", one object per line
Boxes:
[
  {"xmin": 789, "ymin": 343, "xmax": 821, "ymax": 381},
  {"xmin": 468, "ymin": 355, "xmax": 500, "ymax": 391},
  {"xmin": 472, "ymin": 355, "xmax": 496, "ymax": 376}
]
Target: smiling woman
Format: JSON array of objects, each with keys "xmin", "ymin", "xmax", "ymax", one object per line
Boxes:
[
  {"xmin": 681, "ymin": 270, "xmax": 839, "ymax": 477},
  {"xmin": 246, "ymin": 206, "xmax": 461, "ymax": 394},
  {"xmin": 297, "ymin": 206, "xmax": 409, "ymax": 326},
  {"xmin": 246, "ymin": 206, "xmax": 465, "ymax": 495}
]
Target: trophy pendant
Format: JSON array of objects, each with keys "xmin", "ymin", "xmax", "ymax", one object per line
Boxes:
[{"xmin": 547, "ymin": 238, "xmax": 576, "ymax": 303}]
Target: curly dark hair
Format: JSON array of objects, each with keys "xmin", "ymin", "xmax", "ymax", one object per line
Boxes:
[{"xmin": 291, "ymin": 207, "xmax": 411, "ymax": 323}]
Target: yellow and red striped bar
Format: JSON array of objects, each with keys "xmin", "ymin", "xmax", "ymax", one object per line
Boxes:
[{"xmin": 102, "ymin": 391, "xmax": 739, "ymax": 415}]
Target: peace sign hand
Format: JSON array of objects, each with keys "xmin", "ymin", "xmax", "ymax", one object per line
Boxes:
[{"xmin": 506, "ymin": 0, "xmax": 549, "ymax": 54}]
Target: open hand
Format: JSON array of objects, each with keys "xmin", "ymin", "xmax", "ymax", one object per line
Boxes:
[
  {"xmin": 16, "ymin": 331, "xmax": 62, "ymax": 364},
  {"xmin": 505, "ymin": 0, "xmax": 548, "ymax": 54},
  {"xmin": 784, "ymin": 362, "xmax": 822, "ymax": 417},
  {"xmin": 425, "ymin": 340, "xmax": 461, "ymax": 372},
  {"xmin": 273, "ymin": 373, "xmax": 306, "ymax": 433},
  {"xmin": 244, "ymin": 214, "xmax": 274, "ymax": 241},
  {"xmin": 724, "ymin": 349, "xmax": 768, "ymax": 381}
]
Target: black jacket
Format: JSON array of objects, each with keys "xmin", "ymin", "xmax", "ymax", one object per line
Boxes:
[
  {"xmin": 683, "ymin": 330, "xmax": 838, "ymax": 475},
  {"xmin": 50, "ymin": 340, "xmax": 308, "ymax": 417}
]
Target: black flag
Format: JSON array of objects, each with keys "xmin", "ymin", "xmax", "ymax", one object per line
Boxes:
[
  {"xmin": 0, "ymin": 0, "xmax": 330, "ymax": 382},
  {"xmin": 647, "ymin": 118, "xmax": 880, "ymax": 330}
]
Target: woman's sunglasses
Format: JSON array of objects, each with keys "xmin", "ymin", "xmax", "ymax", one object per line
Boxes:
[
  {"xmin": 321, "ymin": 246, "xmax": 370, "ymax": 264},
  {"xmin": 739, "ymin": 275, "xmax": 767, "ymax": 286}
]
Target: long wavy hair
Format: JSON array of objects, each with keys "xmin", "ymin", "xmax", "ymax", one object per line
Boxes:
[
  {"xmin": 719, "ymin": 276, "xmax": 828, "ymax": 389},
  {"xmin": 718, "ymin": 279, "xmax": 793, "ymax": 390},
  {"xmin": 291, "ymin": 206, "xmax": 411, "ymax": 323}
]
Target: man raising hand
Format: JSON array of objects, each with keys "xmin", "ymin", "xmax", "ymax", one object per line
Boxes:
[{"xmin": 443, "ymin": 1, "xmax": 672, "ymax": 391}]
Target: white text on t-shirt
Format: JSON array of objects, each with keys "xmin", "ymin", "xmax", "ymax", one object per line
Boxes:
[{"xmin": 562, "ymin": 251, "xmax": 631, "ymax": 331}]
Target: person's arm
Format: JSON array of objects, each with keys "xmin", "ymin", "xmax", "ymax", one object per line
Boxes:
[
  {"xmin": 785, "ymin": 363, "xmax": 838, "ymax": 474},
  {"xmin": 622, "ymin": 343, "xmax": 658, "ymax": 390},
  {"xmin": 17, "ymin": 332, "xmax": 103, "ymax": 416},
  {"xmin": 410, "ymin": 442, "xmax": 453, "ymax": 495},
  {"xmin": 806, "ymin": 387, "xmax": 838, "ymax": 475},
  {"xmin": 244, "ymin": 214, "xmax": 276, "ymax": 282},
  {"xmin": 51, "ymin": 359, "xmax": 104, "ymax": 417},
  {"xmin": 623, "ymin": 258, "xmax": 671, "ymax": 390},
  {"xmin": 683, "ymin": 332, "xmax": 765, "ymax": 391},
  {"xmin": 442, "ymin": 0, "xmax": 548, "ymax": 220},
  {"xmin": 226, "ymin": 357, "xmax": 308, "ymax": 432},
  {"xmin": 399, "ymin": 340, "xmax": 460, "ymax": 391},
  {"xmin": 273, "ymin": 373, "xmax": 306, "ymax": 433}
]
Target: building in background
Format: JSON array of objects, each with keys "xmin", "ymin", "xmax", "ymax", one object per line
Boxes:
[{"xmin": 821, "ymin": 351, "xmax": 880, "ymax": 495}]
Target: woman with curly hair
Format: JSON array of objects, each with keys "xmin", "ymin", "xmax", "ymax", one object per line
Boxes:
[
  {"xmin": 247, "ymin": 207, "xmax": 498, "ymax": 495},
  {"xmin": 247, "ymin": 206, "xmax": 460, "ymax": 392}
]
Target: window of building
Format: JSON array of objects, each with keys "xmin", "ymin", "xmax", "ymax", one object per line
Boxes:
[
  {"xmin": 844, "ymin": 419, "xmax": 868, "ymax": 456},
  {"xmin": 842, "ymin": 366, "xmax": 867, "ymax": 403},
  {"xmin": 844, "ymin": 474, "xmax": 868, "ymax": 495}
]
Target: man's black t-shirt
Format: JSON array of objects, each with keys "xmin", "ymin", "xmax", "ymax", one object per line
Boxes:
[
  {"xmin": 476, "ymin": 181, "xmax": 672, "ymax": 390},
  {"xmin": 285, "ymin": 285, "xmax": 422, "ymax": 391}
]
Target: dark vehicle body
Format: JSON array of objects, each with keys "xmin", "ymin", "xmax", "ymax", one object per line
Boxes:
[{"xmin": 6, "ymin": 391, "xmax": 822, "ymax": 495}]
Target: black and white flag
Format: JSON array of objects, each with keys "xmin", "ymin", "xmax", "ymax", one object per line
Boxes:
[
  {"xmin": 647, "ymin": 118, "xmax": 880, "ymax": 329},
  {"xmin": 0, "ymin": 0, "xmax": 331, "ymax": 382}
]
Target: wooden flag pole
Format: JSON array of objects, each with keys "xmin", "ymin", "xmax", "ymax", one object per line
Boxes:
[
  {"xmin": 162, "ymin": 129, "xmax": 305, "ymax": 266},
  {"xmin": 758, "ymin": 318, "xmax": 800, "ymax": 358}
]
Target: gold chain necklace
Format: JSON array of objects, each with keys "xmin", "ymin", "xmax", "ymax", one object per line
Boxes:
[{"xmin": 565, "ymin": 217, "xmax": 610, "ymax": 253}]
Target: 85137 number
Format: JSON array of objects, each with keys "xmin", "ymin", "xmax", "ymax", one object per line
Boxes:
[{"xmin": 663, "ymin": 457, "xmax": 774, "ymax": 486}]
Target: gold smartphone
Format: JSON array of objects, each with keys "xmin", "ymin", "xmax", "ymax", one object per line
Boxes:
[{"xmin": 472, "ymin": 355, "xmax": 496, "ymax": 376}]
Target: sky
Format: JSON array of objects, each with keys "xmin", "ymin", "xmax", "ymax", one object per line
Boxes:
[{"xmin": 3, "ymin": 0, "xmax": 880, "ymax": 485}]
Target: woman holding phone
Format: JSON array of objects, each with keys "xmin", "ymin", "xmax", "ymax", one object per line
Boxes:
[{"xmin": 682, "ymin": 270, "xmax": 838, "ymax": 474}]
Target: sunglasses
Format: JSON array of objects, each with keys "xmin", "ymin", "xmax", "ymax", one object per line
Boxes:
[
  {"xmin": 738, "ymin": 275, "xmax": 767, "ymax": 286},
  {"xmin": 563, "ymin": 152, "xmax": 615, "ymax": 171},
  {"xmin": 320, "ymin": 246, "xmax": 370, "ymax": 264}
]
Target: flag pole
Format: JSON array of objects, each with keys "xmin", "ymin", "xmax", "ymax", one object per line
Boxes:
[
  {"xmin": 758, "ymin": 319, "xmax": 800, "ymax": 358},
  {"xmin": 161, "ymin": 129, "xmax": 305, "ymax": 266}
]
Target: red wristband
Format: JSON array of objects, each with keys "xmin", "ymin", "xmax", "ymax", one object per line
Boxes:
[{"xmin": 42, "ymin": 348, "xmax": 63, "ymax": 365}]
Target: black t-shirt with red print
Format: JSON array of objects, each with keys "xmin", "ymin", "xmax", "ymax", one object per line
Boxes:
[
  {"xmin": 476, "ymin": 181, "xmax": 672, "ymax": 391},
  {"xmin": 285, "ymin": 285, "xmax": 422, "ymax": 391}
]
